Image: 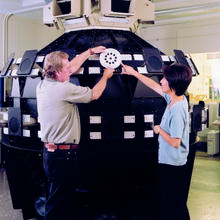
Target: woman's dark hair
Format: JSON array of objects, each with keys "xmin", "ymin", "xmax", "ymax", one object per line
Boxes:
[{"xmin": 163, "ymin": 63, "xmax": 192, "ymax": 96}]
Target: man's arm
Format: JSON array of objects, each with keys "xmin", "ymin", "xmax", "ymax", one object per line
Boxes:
[
  {"xmin": 69, "ymin": 46, "xmax": 106, "ymax": 74},
  {"xmin": 121, "ymin": 63, "xmax": 163, "ymax": 96},
  {"xmin": 92, "ymin": 68, "xmax": 114, "ymax": 100}
]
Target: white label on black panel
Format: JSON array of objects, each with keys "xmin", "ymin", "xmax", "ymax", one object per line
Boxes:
[
  {"xmin": 121, "ymin": 54, "xmax": 132, "ymax": 61},
  {"xmin": 23, "ymin": 115, "xmax": 31, "ymax": 123},
  {"xmin": 38, "ymin": 130, "xmax": 41, "ymax": 138},
  {"xmin": 124, "ymin": 131, "xmax": 135, "ymax": 139},
  {"xmin": 90, "ymin": 132, "xmax": 102, "ymax": 140},
  {"xmin": 144, "ymin": 114, "xmax": 154, "ymax": 123},
  {"xmin": 124, "ymin": 115, "xmax": 135, "ymax": 123},
  {"xmin": 16, "ymin": 58, "xmax": 22, "ymax": 64},
  {"xmin": 133, "ymin": 54, "xmax": 144, "ymax": 61},
  {"xmin": 144, "ymin": 130, "xmax": 154, "ymax": 138},
  {"xmin": 3, "ymin": 127, "xmax": 8, "ymax": 135},
  {"xmin": 11, "ymin": 69, "xmax": 18, "ymax": 76},
  {"xmin": 89, "ymin": 67, "xmax": 100, "ymax": 74},
  {"xmin": 90, "ymin": 116, "xmax": 101, "ymax": 124},
  {"xmin": 186, "ymin": 57, "xmax": 197, "ymax": 76},
  {"xmin": 23, "ymin": 129, "xmax": 30, "ymax": 137},
  {"xmin": 137, "ymin": 66, "xmax": 148, "ymax": 74},
  {"xmin": 161, "ymin": 55, "xmax": 170, "ymax": 62},
  {"xmin": 36, "ymin": 56, "xmax": 45, "ymax": 63},
  {"xmin": 3, "ymin": 112, "xmax": 8, "ymax": 121},
  {"xmin": 30, "ymin": 69, "xmax": 39, "ymax": 76},
  {"xmin": 169, "ymin": 56, "xmax": 176, "ymax": 62}
]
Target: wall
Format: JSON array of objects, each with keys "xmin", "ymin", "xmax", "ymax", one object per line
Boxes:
[
  {"xmin": 139, "ymin": 14, "xmax": 220, "ymax": 55},
  {"xmin": 0, "ymin": 12, "xmax": 64, "ymax": 69}
]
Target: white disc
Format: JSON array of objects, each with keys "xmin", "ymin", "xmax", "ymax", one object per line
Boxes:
[{"xmin": 99, "ymin": 48, "xmax": 121, "ymax": 69}]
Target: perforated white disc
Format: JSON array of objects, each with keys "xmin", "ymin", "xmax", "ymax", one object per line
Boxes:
[{"xmin": 99, "ymin": 48, "xmax": 121, "ymax": 69}]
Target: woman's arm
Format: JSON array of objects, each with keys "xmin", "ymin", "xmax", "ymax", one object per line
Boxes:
[
  {"xmin": 153, "ymin": 125, "xmax": 181, "ymax": 148},
  {"xmin": 69, "ymin": 46, "xmax": 106, "ymax": 74},
  {"xmin": 121, "ymin": 63, "xmax": 163, "ymax": 96}
]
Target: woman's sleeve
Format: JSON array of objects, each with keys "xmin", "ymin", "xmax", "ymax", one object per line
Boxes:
[{"xmin": 169, "ymin": 107, "xmax": 185, "ymax": 139}]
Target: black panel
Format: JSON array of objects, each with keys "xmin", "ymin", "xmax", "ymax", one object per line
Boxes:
[
  {"xmin": 17, "ymin": 50, "xmax": 38, "ymax": 75},
  {"xmin": 102, "ymin": 111, "xmax": 124, "ymax": 140},
  {"xmin": 8, "ymin": 107, "xmax": 22, "ymax": 136},
  {"xmin": 143, "ymin": 48, "xmax": 163, "ymax": 73},
  {"xmin": 174, "ymin": 49, "xmax": 190, "ymax": 67},
  {"xmin": 1, "ymin": 52, "xmax": 15, "ymax": 76},
  {"xmin": 219, "ymin": 103, "xmax": 220, "ymax": 117},
  {"xmin": 134, "ymin": 76, "xmax": 161, "ymax": 98},
  {"xmin": 192, "ymin": 105, "xmax": 202, "ymax": 132},
  {"xmin": 111, "ymin": 0, "xmax": 131, "ymax": 13},
  {"xmin": 96, "ymin": 75, "xmax": 130, "ymax": 99}
]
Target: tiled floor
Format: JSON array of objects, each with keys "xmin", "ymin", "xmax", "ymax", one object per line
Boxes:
[
  {"xmin": 188, "ymin": 153, "xmax": 220, "ymax": 220},
  {"xmin": 0, "ymin": 168, "xmax": 23, "ymax": 220},
  {"xmin": 0, "ymin": 152, "xmax": 220, "ymax": 220}
]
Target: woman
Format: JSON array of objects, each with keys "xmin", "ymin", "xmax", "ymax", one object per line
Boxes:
[{"xmin": 121, "ymin": 62, "xmax": 192, "ymax": 220}]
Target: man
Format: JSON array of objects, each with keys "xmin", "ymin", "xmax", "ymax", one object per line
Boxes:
[{"xmin": 36, "ymin": 46, "xmax": 114, "ymax": 220}]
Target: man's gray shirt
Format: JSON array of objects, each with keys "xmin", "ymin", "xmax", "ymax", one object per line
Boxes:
[{"xmin": 36, "ymin": 78, "xmax": 92, "ymax": 144}]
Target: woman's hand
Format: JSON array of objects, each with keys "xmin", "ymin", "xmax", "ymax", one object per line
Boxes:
[
  {"xmin": 121, "ymin": 62, "xmax": 137, "ymax": 76},
  {"xmin": 90, "ymin": 46, "xmax": 106, "ymax": 54},
  {"xmin": 153, "ymin": 125, "xmax": 161, "ymax": 134}
]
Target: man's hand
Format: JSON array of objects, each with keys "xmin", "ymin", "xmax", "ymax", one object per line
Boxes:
[
  {"xmin": 91, "ymin": 46, "xmax": 106, "ymax": 54},
  {"xmin": 103, "ymin": 68, "xmax": 114, "ymax": 79},
  {"xmin": 121, "ymin": 62, "xmax": 136, "ymax": 76}
]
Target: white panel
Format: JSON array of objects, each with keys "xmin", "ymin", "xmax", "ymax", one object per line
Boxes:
[
  {"xmin": 23, "ymin": 129, "xmax": 31, "ymax": 137},
  {"xmin": 23, "ymin": 115, "xmax": 31, "ymax": 123},
  {"xmin": 124, "ymin": 131, "xmax": 135, "ymax": 139},
  {"xmin": 90, "ymin": 132, "xmax": 102, "ymax": 140},
  {"xmin": 133, "ymin": 54, "xmax": 144, "ymax": 61},
  {"xmin": 3, "ymin": 127, "xmax": 8, "ymax": 135},
  {"xmin": 186, "ymin": 57, "xmax": 197, "ymax": 76},
  {"xmin": 36, "ymin": 56, "xmax": 45, "ymax": 63},
  {"xmin": 144, "ymin": 130, "xmax": 154, "ymax": 138},
  {"xmin": 30, "ymin": 69, "xmax": 39, "ymax": 76},
  {"xmin": 11, "ymin": 69, "xmax": 18, "ymax": 76},
  {"xmin": 144, "ymin": 114, "xmax": 154, "ymax": 123},
  {"xmin": 99, "ymin": 17, "xmax": 129, "ymax": 23},
  {"xmin": 16, "ymin": 58, "xmax": 22, "ymax": 64},
  {"xmin": 161, "ymin": 55, "xmax": 170, "ymax": 62},
  {"xmin": 3, "ymin": 112, "xmax": 8, "ymax": 121},
  {"xmin": 89, "ymin": 116, "xmax": 101, "ymax": 124},
  {"xmin": 169, "ymin": 56, "xmax": 176, "ymax": 62},
  {"xmin": 137, "ymin": 66, "xmax": 148, "ymax": 74},
  {"xmin": 124, "ymin": 115, "xmax": 135, "ymax": 123},
  {"xmin": 121, "ymin": 54, "xmax": 132, "ymax": 61},
  {"xmin": 38, "ymin": 130, "xmax": 41, "ymax": 138},
  {"xmin": 89, "ymin": 67, "xmax": 100, "ymax": 74}
]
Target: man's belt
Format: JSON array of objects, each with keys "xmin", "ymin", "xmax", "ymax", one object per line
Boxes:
[{"xmin": 44, "ymin": 143, "xmax": 78, "ymax": 151}]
